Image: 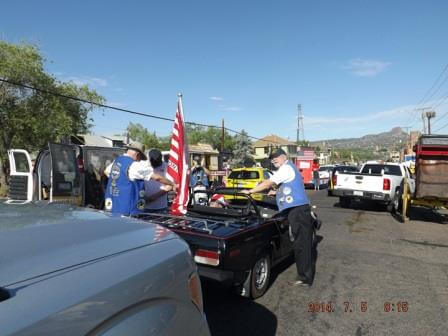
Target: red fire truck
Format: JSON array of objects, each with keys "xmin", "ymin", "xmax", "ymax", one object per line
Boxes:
[{"xmin": 295, "ymin": 147, "xmax": 318, "ymax": 187}]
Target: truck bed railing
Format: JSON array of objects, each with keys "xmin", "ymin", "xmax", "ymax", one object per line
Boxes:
[{"xmin": 137, "ymin": 212, "xmax": 244, "ymax": 235}]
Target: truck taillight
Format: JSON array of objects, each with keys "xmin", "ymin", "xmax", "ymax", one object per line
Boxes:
[
  {"xmin": 383, "ymin": 178, "xmax": 390, "ymax": 191},
  {"xmin": 194, "ymin": 249, "xmax": 220, "ymax": 266}
]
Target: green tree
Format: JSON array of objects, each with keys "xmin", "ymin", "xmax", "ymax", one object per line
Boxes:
[
  {"xmin": 126, "ymin": 122, "xmax": 161, "ymax": 150},
  {"xmin": 231, "ymin": 130, "xmax": 254, "ymax": 168},
  {"xmin": 185, "ymin": 123, "xmax": 235, "ymax": 152},
  {"xmin": 0, "ymin": 41, "xmax": 104, "ymax": 195}
]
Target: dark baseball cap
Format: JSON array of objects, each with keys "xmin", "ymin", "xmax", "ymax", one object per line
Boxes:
[{"xmin": 269, "ymin": 148, "xmax": 287, "ymax": 159}]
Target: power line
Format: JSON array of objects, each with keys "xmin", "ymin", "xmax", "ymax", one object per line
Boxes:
[
  {"xmin": 407, "ymin": 62, "xmax": 448, "ymax": 127},
  {"xmin": 0, "ymin": 78, "xmax": 283, "ymax": 145},
  {"xmin": 434, "ymin": 120, "xmax": 448, "ymax": 133}
]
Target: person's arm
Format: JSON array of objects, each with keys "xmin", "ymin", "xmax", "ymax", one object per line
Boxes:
[
  {"xmin": 241, "ymin": 179, "xmax": 276, "ymax": 195},
  {"xmin": 200, "ymin": 158, "xmax": 210, "ymax": 176},
  {"xmin": 151, "ymin": 173, "xmax": 177, "ymax": 193},
  {"xmin": 129, "ymin": 161, "xmax": 178, "ymax": 191},
  {"xmin": 243, "ymin": 164, "xmax": 294, "ymax": 195},
  {"xmin": 146, "ymin": 187, "xmax": 171, "ymax": 202}
]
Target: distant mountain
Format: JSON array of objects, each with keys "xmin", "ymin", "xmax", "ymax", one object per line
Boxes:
[{"xmin": 310, "ymin": 127, "xmax": 408, "ymax": 149}]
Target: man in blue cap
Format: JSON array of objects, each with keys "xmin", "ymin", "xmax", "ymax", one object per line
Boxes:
[{"xmin": 242, "ymin": 148, "xmax": 314, "ymax": 286}]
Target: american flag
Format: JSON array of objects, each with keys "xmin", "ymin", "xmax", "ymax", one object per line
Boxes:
[
  {"xmin": 297, "ymin": 150, "xmax": 315, "ymax": 159},
  {"xmin": 167, "ymin": 94, "xmax": 190, "ymax": 215}
]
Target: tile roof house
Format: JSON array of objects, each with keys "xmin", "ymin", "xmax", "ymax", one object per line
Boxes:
[{"xmin": 252, "ymin": 134, "xmax": 298, "ymax": 162}]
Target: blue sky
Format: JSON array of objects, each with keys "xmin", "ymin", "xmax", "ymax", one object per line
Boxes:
[{"xmin": 2, "ymin": 0, "xmax": 448, "ymax": 141}]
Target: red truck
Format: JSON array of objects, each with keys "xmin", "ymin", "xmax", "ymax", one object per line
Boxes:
[{"xmin": 295, "ymin": 148, "xmax": 317, "ymax": 187}]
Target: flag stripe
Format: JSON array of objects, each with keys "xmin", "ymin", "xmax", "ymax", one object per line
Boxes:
[{"xmin": 167, "ymin": 96, "xmax": 190, "ymax": 215}]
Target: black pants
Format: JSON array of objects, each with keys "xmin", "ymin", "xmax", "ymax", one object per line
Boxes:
[{"xmin": 287, "ymin": 204, "xmax": 314, "ymax": 283}]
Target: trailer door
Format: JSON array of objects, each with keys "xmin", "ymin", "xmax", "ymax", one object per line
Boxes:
[
  {"xmin": 7, "ymin": 149, "xmax": 34, "ymax": 203},
  {"xmin": 48, "ymin": 143, "xmax": 82, "ymax": 205}
]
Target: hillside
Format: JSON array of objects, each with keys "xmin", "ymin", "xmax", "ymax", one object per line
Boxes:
[{"xmin": 310, "ymin": 127, "xmax": 408, "ymax": 149}]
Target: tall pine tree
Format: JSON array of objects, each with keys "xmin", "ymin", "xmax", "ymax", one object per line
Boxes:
[{"xmin": 231, "ymin": 130, "xmax": 254, "ymax": 168}]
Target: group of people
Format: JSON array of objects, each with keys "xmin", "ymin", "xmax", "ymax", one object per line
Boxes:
[
  {"xmin": 104, "ymin": 144, "xmax": 316, "ymax": 287},
  {"xmin": 104, "ymin": 142, "xmax": 176, "ymax": 216}
]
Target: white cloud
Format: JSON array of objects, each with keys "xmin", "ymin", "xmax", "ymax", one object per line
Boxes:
[
  {"xmin": 209, "ymin": 96, "xmax": 224, "ymax": 101},
  {"xmin": 342, "ymin": 58, "xmax": 391, "ymax": 77},
  {"xmin": 221, "ymin": 106, "xmax": 243, "ymax": 112},
  {"xmin": 66, "ymin": 76, "xmax": 109, "ymax": 87}
]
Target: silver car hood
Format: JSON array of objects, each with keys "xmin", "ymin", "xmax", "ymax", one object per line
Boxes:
[{"xmin": 0, "ymin": 202, "xmax": 178, "ymax": 287}]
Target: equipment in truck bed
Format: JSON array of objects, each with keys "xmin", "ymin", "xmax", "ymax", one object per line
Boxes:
[{"xmin": 399, "ymin": 134, "xmax": 448, "ymax": 221}]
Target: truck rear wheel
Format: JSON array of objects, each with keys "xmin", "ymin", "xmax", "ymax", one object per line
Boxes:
[{"xmin": 392, "ymin": 188, "xmax": 402, "ymax": 214}]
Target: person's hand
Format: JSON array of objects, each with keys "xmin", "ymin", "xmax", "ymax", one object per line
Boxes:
[
  {"xmin": 172, "ymin": 184, "xmax": 179, "ymax": 193},
  {"xmin": 267, "ymin": 189, "xmax": 277, "ymax": 196},
  {"xmin": 161, "ymin": 185, "xmax": 173, "ymax": 192},
  {"xmin": 241, "ymin": 190, "xmax": 251, "ymax": 195}
]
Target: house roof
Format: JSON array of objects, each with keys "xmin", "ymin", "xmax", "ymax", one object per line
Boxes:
[
  {"xmin": 189, "ymin": 143, "xmax": 219, "ymax": 154},
  {"xmin": 75, "ymin": 134, "xmax": 112, "ymax": 147},
  {"xmin": 253, "ymin": 134, "xmax": 297, "ymax": 147},
  {"xmin": 102, "ymin": 135, "xmax": 127, "ymax": 142}
]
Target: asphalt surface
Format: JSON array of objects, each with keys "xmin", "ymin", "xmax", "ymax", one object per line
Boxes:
[{"xmin": 203, "ymin": 189, "xmax": 448, "ymax": 336}]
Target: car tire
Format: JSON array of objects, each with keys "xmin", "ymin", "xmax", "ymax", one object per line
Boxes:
[
  {"xmin": 244, "ymin": 253, "xmax": 271, "ymax": 299},
  {"xmin": 392, "ymin": 188, "xmax": 402, "ymax": 214},
  {"xmin": 339, "ymin": 197, "xmax": 350, "ymax": 208}
]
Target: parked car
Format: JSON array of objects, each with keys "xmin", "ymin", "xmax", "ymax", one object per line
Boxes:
[
  {"xmin": 332, "ymin": 162, "xmax": 415, "ymax": 212},
  {"xmin": 225, "ymin": 167, "xmax": 272, "ymax": 189},
  {"xmin": 0, "ymin": 202, "xmax": 210, "ymax": 336},
  {"xmin": 138, "ymin": 189, "xmax": 321, "ymax": 299},
  {"xmin": 225, "ymin": 167, "xmax": 273, "ymax": 201},
  {"xmin": 317, "ymin": 165, "xmax": 335, "ymax": 188},
  {"xmin": 8, "ymin": 143, "xmax": 125, "ymax": 208},
  {"xmin": 327, "ymin": 165, "xmax": 359, "ymax": 196}
]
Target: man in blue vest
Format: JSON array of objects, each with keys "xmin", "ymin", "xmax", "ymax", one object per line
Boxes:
[
  {"xmin": 104, "ymin": 142, "xmax": 177, "ymax": 216},
  {"xmin": 242, "ymin": 148, "xmax": 314, "ymax": 286}
]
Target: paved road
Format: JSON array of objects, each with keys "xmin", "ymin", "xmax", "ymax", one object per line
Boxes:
[{"xmin": 203, "ymin": 189, "xmax": 448, "ymax": 336}]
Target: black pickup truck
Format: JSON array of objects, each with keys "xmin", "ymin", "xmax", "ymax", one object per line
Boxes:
[{"xmin": 138, "ymin": 189, "xmax": 321, "ymax": 299}]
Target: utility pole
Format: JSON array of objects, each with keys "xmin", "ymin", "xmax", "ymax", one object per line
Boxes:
[
  {"xmin": 221, "ymin": 119, "xmax": 225, "ymax": 152},
  {"xmin": 425, "ymin": 111, "xmax": 436, "ymax": 134},
  {"xmin": 417, "ymin": 107, "xmax": 432, "ymax": 134},
  {"xmin": 297, "ymin": 104, "xmax": 305, "ymax": 143}
]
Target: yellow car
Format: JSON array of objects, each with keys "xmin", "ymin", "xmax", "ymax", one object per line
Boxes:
[
  {"xmin": 226, "ymin": 167, "xmax": 272, "ymax": 189},
  {"xmin": 224, "ymin": 168, "xmax": 272, "ymax": 200}
]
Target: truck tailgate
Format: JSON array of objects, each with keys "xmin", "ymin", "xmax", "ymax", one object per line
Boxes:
[{"xmin": 335, "ymin": 173, "xmax": 385, "ymax": 193}]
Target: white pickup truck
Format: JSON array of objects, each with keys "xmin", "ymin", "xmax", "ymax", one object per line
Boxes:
[{"xmin": 332, "ymin": 162, "xmax": 415, "ymax": 212}]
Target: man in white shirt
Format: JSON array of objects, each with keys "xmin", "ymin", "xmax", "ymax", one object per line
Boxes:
[
  {"xmin": 242, "ymin": 148, "xmax": 315, "ymax": 287},
  {"xmin": 104, "ymin": 142, "xmax": 176, "ymax": 216}
]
